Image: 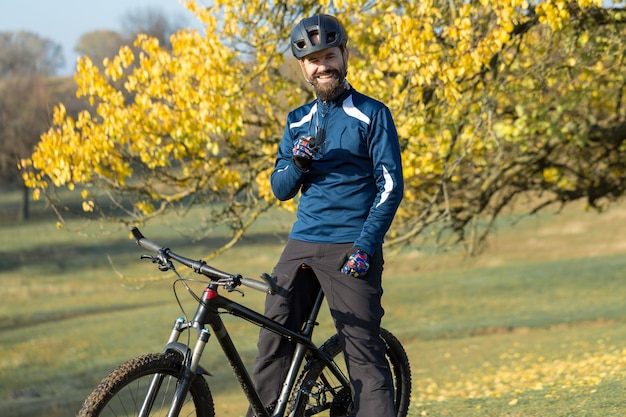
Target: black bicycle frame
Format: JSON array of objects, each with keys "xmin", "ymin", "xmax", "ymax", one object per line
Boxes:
[{"xmin": 158, "ymin": 281, "xmax": 350, "ymax": 417}]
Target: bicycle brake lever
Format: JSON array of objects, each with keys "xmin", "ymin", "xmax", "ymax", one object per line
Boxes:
[
  {"xmin": 225, "ymin": 284, "xmax": 244, "ymax": 296},
  {"xmin": 140, "ymin": 254, "xmax": 174, "ymax": 272},
  {"xmin": 140, "ymin": 254, "xmax": 161, "ymax": 266}
]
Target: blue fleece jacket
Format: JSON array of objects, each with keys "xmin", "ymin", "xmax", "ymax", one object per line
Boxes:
[{"xmin": 270, "ymin": 84, "xmax": 404, "ymax": 255}]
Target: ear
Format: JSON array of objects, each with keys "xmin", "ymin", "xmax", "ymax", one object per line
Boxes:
[
  {"xmin": 298, "ymin": 59, "xmax": 313, "ymax": 85},
  {"xmin": 298, "ymin": 59, "xmax": 306, "ymax": 72}
]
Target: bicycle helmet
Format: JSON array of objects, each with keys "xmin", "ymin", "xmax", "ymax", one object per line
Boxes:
[{"xmin": 290, "ymin": 14, "xmax": 348, "ymax": 59}]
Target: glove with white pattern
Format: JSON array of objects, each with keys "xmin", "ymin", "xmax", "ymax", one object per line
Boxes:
[
  {"xmin": 340, "ymin": 249, "xmax": 370, "ymax": 278},
  {"xmin": 292, "ymin": 135, "xmax": 316, "ymax": 171}
]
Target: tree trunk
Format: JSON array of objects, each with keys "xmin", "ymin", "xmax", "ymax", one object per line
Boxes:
[{"xmin": 18, "ymin": 183, "xmax": 29, "ymax": 221}]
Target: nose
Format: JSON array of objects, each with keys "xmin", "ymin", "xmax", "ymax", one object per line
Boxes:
[{"xmin": 315, "ymin": 59, "xmax": 332, "ymax": 72}]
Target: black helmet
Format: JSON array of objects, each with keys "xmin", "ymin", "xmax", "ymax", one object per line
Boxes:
[{"xmin": 290, "ymin": 14, "xmax": 348, "ymax": 59}]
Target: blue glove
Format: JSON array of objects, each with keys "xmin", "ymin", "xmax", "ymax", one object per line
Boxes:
[
  {"xmin": 340, "ymin": 249, "xmax": 370, "ymax": 278},
  {"xmin": 292, "ymin": 135, "xmax": 316, "ymax": 171}
]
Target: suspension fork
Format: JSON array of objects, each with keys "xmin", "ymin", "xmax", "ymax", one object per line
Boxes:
[{"xmin": 138, "ymin": 318, "xmax": 212, "ymax": 417}]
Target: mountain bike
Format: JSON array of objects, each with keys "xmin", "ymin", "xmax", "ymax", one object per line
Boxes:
[{"xmin": 78, "ymin": 227, "xmax": 412, "ymax": 417}]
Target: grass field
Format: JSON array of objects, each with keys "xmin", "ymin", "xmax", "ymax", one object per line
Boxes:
[{"xmin": 1, "ymin": 187, "xmax": 625, "ymax": 417}]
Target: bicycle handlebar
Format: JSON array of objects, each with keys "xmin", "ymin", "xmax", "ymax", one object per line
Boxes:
[{"xmin": 131, "ymin": 227, "xmax": 277, "ymax": 295}]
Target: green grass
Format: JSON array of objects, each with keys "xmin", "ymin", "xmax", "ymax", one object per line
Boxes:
[{"xmin": 1, "ymin": 189, "xmax": 626, "ymax": 416}]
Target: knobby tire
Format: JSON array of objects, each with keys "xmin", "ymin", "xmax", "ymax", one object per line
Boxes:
[
  {"xmin": 78, "ymin": 351, "xmax": 215, "ymax": 417},
  {"xmin": 291, "ymin": 327, "xmax": 411, "ymax": 417}
]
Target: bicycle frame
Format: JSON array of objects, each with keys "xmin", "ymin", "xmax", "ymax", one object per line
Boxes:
[
  {"xmin": 149, "ymin": 279, "xmax": 351, "ymax": 417},
  {"xmin": 78, "ymin": 228, "xmax": 410, "ymax": 417}
]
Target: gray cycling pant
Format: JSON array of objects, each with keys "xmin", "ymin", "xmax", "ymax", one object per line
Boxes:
[{"xmin": 246, "ymin": 239, "xmax": 395, "ymax": 417}]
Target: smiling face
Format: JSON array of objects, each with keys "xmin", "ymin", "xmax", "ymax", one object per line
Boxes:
[{"xmin": 299, "ymin": 45, "xmax": 349, "ymax": 102}]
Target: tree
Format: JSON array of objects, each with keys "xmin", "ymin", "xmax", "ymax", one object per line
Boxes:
[
  {"xmin": 75, "ymin": 30, "xmax": 126, "ymax": 71},
  {"xmin": 0, "ymin": 76, "xmax": 49, "ymax": 219},
  {"xmin": 121, "ymin": 6, "xmax": 189, "ymax": 49},
  {"xmin": 0, "ymin": 31, "xmax": 64, "ymax": 77},
  {"xmin": 20, "ymin": 0, "xmax": 626, "ymax": 255},
  {"xmin": 0, "ymin": 31, "xmax": 67, "ymax": 220},
  {"xmin": 0, "ymin": 77, "xmax": 47, "ymax": 181}
]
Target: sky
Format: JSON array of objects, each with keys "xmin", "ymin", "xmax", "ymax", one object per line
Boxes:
[{"xmin": 0, "ymin": 0, "xmax": 206, "ymax": 75}]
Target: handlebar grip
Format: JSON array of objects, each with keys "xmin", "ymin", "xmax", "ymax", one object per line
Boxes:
[
  {"xmin": 240, "ymin": 277, "xmax": 274, "ymax": 295},
  {"xmin": 131, "ymin": 227, "xmax": 163, "ymax": 253}
]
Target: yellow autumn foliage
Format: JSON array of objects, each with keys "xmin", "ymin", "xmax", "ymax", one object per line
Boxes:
[{"xmin": 21, "ymin": 0, "xmax": 626, "ymax": 249}]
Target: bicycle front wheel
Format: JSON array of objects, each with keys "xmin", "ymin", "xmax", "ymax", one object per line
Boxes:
[
  {"xmin": 291, "ymin": 327, "xmax": 411, "ymax": 417},
  {"xmin": 78, "ymin": 352, "xmax": 215, "ymax": 417}
]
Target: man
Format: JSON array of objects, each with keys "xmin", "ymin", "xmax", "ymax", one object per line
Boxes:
[{"xmin": 248, "ymin": 14, "xmax": 404, "ymax": 417}]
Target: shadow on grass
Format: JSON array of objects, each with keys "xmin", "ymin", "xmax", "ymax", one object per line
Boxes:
[
  {"xmin": 0, "ymin": 300, "xmax": 165, "ymax": 331},
  {"xmin": 0, "ymin": 231, "xmax": 283, "ymax": 273}
]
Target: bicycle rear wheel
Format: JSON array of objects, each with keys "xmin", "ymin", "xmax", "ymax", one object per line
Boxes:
[
  {"xmin": 78, "ymin": 351, "xmax": 215, "ymax": 417},
  {"xmin": 290, "ymin": 327, "xmax": 411, "ymax": 417}
]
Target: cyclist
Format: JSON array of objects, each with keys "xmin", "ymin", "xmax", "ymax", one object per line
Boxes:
[{"xmin": 248, "ymin": 14, "xmax": 404, "ymax": 417}]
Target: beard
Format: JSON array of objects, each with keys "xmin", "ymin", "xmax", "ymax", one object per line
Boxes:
[{"xmin": 311, "ymin": 69, "xmax": 346, "ymax": 102}]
